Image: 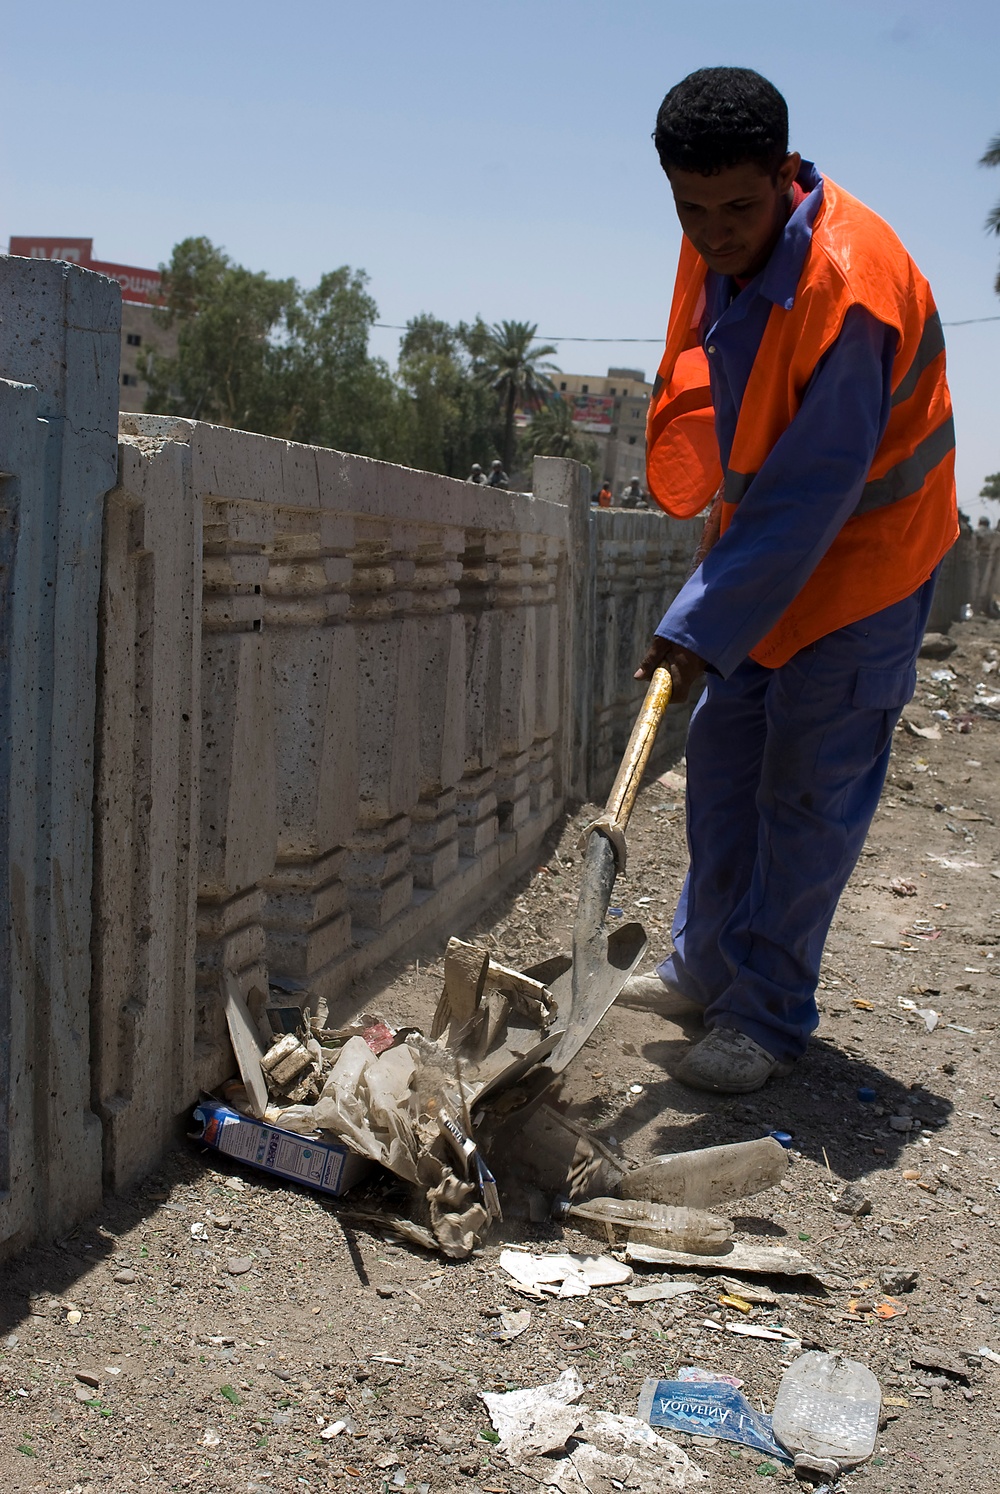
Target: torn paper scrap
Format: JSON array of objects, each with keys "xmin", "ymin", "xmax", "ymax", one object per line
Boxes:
[{"xmin": 499, "ymin": 1249, "xmax": 632, "ymax": 1297}]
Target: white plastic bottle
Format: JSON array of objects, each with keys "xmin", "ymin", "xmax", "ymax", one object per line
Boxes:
[
  {"xmin": 621, "ymin": 1136, "xmax": 788, "ymax": 1208},
  {"xmin": 771, "ymin": 1351, "xmax": 881, "ymax": 1477},
  {"xmin": 555, "ymin": 1196, "xmax": 732, "ymax": 1254}
]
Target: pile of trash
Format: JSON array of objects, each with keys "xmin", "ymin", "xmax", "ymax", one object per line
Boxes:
[
  {"xmin": 199, "ymin": 939, "xmax": 793, "ymax": 1262},
  {"xmin": 202, "ymin": 940, "xmax": 573, "ymax": 1257},
  {"xmin": 482, "ymin": 1351, "xmax": 883, "ymax": 1487}
]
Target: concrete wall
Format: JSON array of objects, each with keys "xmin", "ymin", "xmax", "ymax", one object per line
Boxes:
[
  {"xmin": 91, "ymin": 424, "xmax": 700, "ymax": 1198},
  {"xmin": 0, "ymin": 257, "xmax": 121, "ymax": 1254},
  {"xmin": 0, "ymin": 250, "xmax": 699, "ymax": 1257},
  {"xmin": 929, "ymin": 523, "xmax": 1000, "ymax": 631}
]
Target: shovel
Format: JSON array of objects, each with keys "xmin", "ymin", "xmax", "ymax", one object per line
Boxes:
[{"xmin": 475, "ymin": 665, "xmax": 673, "ymax": 1117}]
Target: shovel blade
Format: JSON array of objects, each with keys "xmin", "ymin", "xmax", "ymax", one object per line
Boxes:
[{"xmin": 546, "ymin": 919, "xmax": 647, "ymax": 1074}]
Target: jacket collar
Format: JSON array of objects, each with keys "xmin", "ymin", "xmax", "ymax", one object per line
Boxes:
[{"xmin": 758, "ymin": 160, "xmax": 825, "ymax": 310}]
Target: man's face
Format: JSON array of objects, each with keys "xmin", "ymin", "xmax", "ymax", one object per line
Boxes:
[{"xmin": 667, "ymin": 153, "xmax": 801, "ymax": 279}]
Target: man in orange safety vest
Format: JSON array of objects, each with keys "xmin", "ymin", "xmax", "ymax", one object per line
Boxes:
[{"xmin": 621, "ymin": 67, "xmax": 957, "ymax": 1093}]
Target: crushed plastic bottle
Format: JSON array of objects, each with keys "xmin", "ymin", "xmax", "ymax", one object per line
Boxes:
[
  {"xmin": 621, "ymin": 1136, "xmax": 787, "ymax": 1209},
  {"xmin": 770, "ymin": 1351, "xmax": 881, "ymax": 1477},
  {"xmin": 554, "ymin": 1195, "xmax": 732, "ymax": 1254}
]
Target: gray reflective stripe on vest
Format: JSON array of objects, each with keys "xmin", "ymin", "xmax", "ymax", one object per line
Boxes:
[
  {"xmin": 890, "ymin": 311, "xmax": 945, "ymax": 409},
  {"xmin": 854, "ymin": 415, "xmax": 955, "ymax": 515},
  {"xmin": 723, "ymin": 469, "xmax": 755, "ymax": 504},
  {"xmin": 722, "ymin": 413, "xmax": 954, "ymax": 517}
]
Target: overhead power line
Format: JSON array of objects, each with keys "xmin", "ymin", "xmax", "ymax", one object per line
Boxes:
[{"xmin": 375, "ymin": 313, "xmax": 1000, "ymax": 342}]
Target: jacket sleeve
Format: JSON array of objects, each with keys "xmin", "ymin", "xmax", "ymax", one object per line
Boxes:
[{"xmin": 654, "ymin": 305, "xmax": 897, "ymax": 677}]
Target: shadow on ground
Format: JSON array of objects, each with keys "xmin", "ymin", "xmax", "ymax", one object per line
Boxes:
[{"xmin": 561, "ymin": 1013, "xmax": 954, "ymax": 1183}]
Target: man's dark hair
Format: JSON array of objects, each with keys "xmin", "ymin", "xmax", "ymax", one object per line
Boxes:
[{"xmin": 653, "ymin": 67, "xmax": 789, "ymax": 179}]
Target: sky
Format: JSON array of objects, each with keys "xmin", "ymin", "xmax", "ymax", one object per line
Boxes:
[{"xmin": 3, "ymin": 0, "xmax": 999, "ymax": 514}]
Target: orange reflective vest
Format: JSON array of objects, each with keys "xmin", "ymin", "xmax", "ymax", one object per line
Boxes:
[{"xmin": 646, "ymin": 176, "xmax": 958, "ymax": 667}]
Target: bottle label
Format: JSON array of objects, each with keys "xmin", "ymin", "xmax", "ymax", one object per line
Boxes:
[{"xmin": 639, "ymin": 1379, "xmax": 792, "ymax": 1463}]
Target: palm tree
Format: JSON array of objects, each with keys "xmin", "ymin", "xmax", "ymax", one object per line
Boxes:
[
  {"xmin": 479, "ymin": 320, "xmax": 559, "ymax": 474},
  {"xmin": 520, "ymin": 394, "xmax": 599, "ymax": 468},
  {"xmin": 981, "ymin": 133, "xmax": 1000, "ymax": 294}
]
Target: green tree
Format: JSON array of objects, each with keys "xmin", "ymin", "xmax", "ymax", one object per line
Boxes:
[
  {"xmin": 141, "ymin": 236, "xmax": 295, "ymax": 430},
  {"xmin": 981, "ymin": 132, "xmax": 1000, "ymax": 295},
  {"xmin": 519, "ymin": 394, "xmax": 598, "ymax": 467},
  {"xmin": 142, "ymin": 240, "xmax": 410, "ymax": 461},
  {"xmin": 396, "ymin": 314, "xmax": 462, "ymax": 473},
  {"xmin": 396, "ymin": 315, "xmax": 504, "ymax": 476},
  {"xmin": 279, "ymin": 267, "xmax": 410, "ymax": 460},
  {"xmin": 981, "ymin": 472, "xmax": 1000, "ymax": 501},
  {"xmin": 479, "ymin": 320, "xmax": 559, "ymax": 475}
]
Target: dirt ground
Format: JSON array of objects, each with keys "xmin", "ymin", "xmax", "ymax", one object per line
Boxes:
[{"xmin": 3, "ymin": 619, "xmax": 1000, "ymax": 1494}]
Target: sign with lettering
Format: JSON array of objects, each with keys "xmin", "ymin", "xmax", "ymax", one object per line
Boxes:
[{"xmin": 7, "ymin": 238, "xmax": 161, "ymax": 304}]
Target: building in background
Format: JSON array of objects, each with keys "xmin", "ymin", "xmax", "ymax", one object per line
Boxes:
[
  {"xmin": 6, "ymin": 236, "xmax": 174, "ymax": 413},
  {"xmin": 554, "ymin": 366, "xmax": 653, "ymax": 495}
]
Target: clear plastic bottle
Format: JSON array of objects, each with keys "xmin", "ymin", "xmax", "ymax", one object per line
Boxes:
[
  {"xmin": 554, "ymin": 1196, "xmax": 732, "ymax": 1254},
  {"xmin": 621, "ymin": 1136, "xmax": 788, "ymax": 1209},
  {"xmin": 770, "ymin": 1351, "xmax": 881, "ymax": 1477}
]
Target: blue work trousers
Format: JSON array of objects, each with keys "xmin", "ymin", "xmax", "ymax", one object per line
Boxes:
[{"xmin": 657, "ymin": 574, "xmax": 938, "ymax": 1060}]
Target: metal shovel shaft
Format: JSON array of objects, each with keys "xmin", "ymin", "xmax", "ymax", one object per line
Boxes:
[{"xmin": 546, "ymin": 666, "xmax": 673, "ymax": 1074}]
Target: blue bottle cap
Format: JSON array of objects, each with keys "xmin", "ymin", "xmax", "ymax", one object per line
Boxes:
[
  {"xmin": 857, "ymin": 1086, "xmax": 878, "ymax": 1103},
  {"xmin": 769, "ymin": 1130, "xmax": 793, "ymax": 1149}
]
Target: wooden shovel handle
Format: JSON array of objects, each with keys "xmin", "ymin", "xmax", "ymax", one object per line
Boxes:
[{"xmin": 603, "ymin": 666, "xmax": 673, "ymax": 832}]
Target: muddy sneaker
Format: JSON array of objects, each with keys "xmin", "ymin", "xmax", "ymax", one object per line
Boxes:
[
  {"xmin": 673, "ymin": 1027, "xmax": 794, "ymax": 1093},
  {"xmin": 616, "ymin": 972, "xmax": 703, "ymax": 1018}
]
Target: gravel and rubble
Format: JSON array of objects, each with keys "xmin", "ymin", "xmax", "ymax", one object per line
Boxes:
[{"xmin": 3, "ymin": 619, "xmax": 1000, "ymax": 1493}]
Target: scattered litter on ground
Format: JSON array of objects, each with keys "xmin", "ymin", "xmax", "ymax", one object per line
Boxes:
[
  {"xmin": 620, "ymin": 1136, "xmax": 788, "ymax": 1208},
  {"xmin": 555, "ymin": 1195, "xmax": 732, "ymax": 1252},
  {"xmin": 898, "ymin": 996, "xmax": 941, "ymax": 1031},
  {"xmin": 191, "ymin": 1099, "xmax": 371, "ymax": 1198},
  {"xmin": 498, "ymin": 1248, "xmax": 632, "ymax": 1298},
  {"xmin": 494, "ymin": 1308, "xmax": 532, "ymax": 1341},
  {"xmin": 771, "ymin": 1351, "xmax": 881, "ymax": 1478},
  {"xmin": 484, "ymin": 1368, "xmax": 706, "ymax": 1490},
  {"xmin": 626, "ymin": 1239, "xmax": 825, "ymax": 1280},
  {"xmin": 638, "ymin": 1376, "xmax": 791, "ymax": 1463},
  {"xmin": 624, "ymin": 1280, "xmax": 702, "ymax": 1304}
]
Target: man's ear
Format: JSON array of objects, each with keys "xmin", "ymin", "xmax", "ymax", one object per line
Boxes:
[{"xmin": 777, "ymin": 151, "xmax": 802, "ymax": 192}]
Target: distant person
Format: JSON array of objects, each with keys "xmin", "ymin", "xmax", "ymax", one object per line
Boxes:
[
  {"xmin": 597, "ymin": 481, "xmax": 613, "ymax": 508},
  {"xmin": 620, "ymin": 476, "xmax": 646, "ymax": 508},
  {"xmin": 487, "ymin": 459, "xmax": 509, "ymax": 489},
  {"xmin": 467, "ymin": 463, "xmax": 488, "ymax": 485}
]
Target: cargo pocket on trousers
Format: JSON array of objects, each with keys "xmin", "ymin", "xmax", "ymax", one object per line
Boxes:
[
  {"xmin": 852, "ymin": 665, "xmax": 916, "ymax": 711},
  {"xmin": 852, "ymin": 664, "xmax": 916, "ymax": 757}
]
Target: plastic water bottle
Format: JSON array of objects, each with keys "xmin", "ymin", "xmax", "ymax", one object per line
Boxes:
[
  {"xmin": 770, "ymin": 1351, "xmax": 881, "ymax": 1477},
  {"xmin": 554, "ymin": 1196, "xmax": 732, "ymax": 1254},
  {"xmin": 620, "ymin": 1136, "xmax": 787, "ymax": 1209}
]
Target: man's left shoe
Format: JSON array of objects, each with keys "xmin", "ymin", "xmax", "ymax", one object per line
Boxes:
[{"xmin": 673, "ymin": 1027, "xmax": 795, "ymax": 1094}]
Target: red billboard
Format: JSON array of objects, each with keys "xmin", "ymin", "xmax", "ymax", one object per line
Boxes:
[
  {"xmin": 88, "ymin": 260, "xmax": 162, "ymax": 305},
  {"xmin": 8, "ymin": 236, "xmax": 93, "ymax": 264},
  {"xmin": 7, "ymin": 236, "xmax": 161, "ymax": 304}
]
